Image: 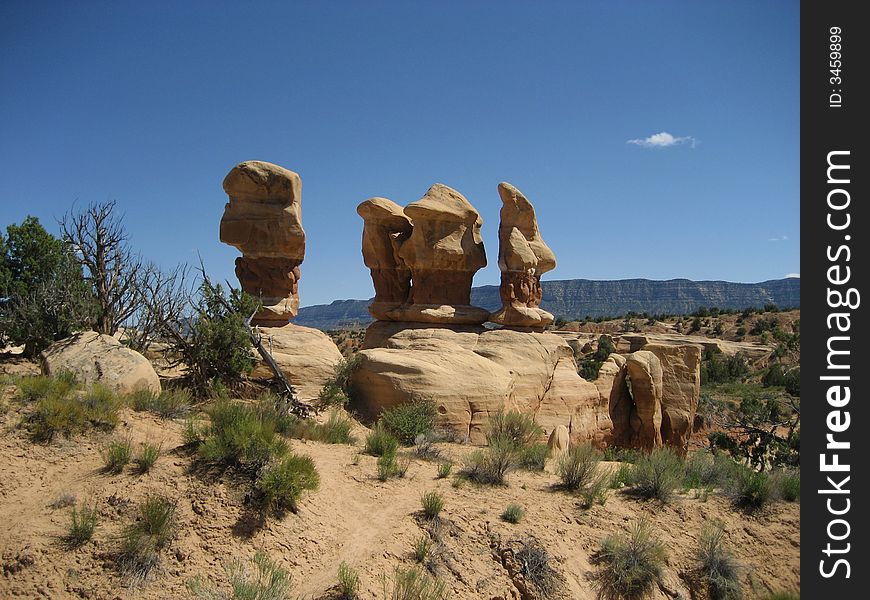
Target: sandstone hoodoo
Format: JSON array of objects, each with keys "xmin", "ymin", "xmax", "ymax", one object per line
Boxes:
[
  {"xmin": 489, "ymin": 182, "xmax": 557, "ymax": 330},
  {"xmin": 357, "ymin": 197, "xmax": 413, "ymax": 321},
  {"xmin": 361, "ymin": 184, "xmax": 490, "ymax": 325},
  {"xmin": 220, "ymin": 160, "xmax": 306, "ymax": 326},
  {"xmin": 220, "ymin": 160, "xmax": 342, "ymax": 401}
]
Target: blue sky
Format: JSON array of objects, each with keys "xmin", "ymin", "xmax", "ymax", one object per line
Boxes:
[{"xmin": 0, "ymin": 0, "xmax": 799, "ymax": 307}]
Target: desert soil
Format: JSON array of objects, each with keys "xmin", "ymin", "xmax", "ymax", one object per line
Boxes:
[{"xmin": 0, "ymin": 390, "xmax": 799, "ymax": 600}]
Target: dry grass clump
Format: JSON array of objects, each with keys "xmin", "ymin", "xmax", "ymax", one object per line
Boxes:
[
  {"xmin": 556, "ymin": 443, "xmax": 601, "ymax": 490},
  {"xmin": 66, "ymin": 504, "xmax": 98, "ymax": 547},
  {"xmin": 102, "ymin": 437, "xmax": 133, "ymax": 473},
  {"xmin": 129, "ymin": 388, "xmax": 192, "ymax": 418},
  {"xmin": 517, "ymin": 442, "xmax": 549, "ymax": 471},
  {"xmin": 381, "ymin": 566, "xmax": 449, "ymax": 600},
  {"xmin": 337, "ymin": 561, "xmax": 361, "ymax": 599},
  {"xmin": 420, "ymin": 490, "xmax": 443, "ymax": 520},
  {"xmin": 188, "ymin": 551, "xmax": 294, "ymax": 600},
  {"xmin": 515, "ymin": 537, "xmax": 561, "ymax": 596},
  {"xmin": 376, "ymin": 450, "xmax": 410, "ymax": 481},
  {"xmin": 436, "ymin": 462, "xmax": 452, "ymax": 479},
  {"xmin": 462, "ymin": 410, "xmax": 547, "ymax": 485},
  {"xmin": 135, "ymin": 441, "xmax": 161, "ymax": 474},
  {"xmin": 594, "ymin": 519, "xmax": 667, "ymax": 600},
  {"xmin": 728, "ymin": 467, "xmax": 772, "ymax": 511},
  {"xmin": 463, "ymin": 439, "xmax": 516, "ymax": 485},
  {"xmin": 413, "ymin": 534, "xmax": 433, "ymax": 563},
  {"xmin": 696, "ymin": 522, "xmax": 742, "ymax": 600},
  {"xmin": 119, "ymin": 495, "xmax": 176, "ymax": 578},
  {"xmin": 629, "ymin": 447, "xmax": 684, "ymax": 502}
]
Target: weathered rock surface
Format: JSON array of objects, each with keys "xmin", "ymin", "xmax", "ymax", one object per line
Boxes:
[
  {"xmin": 41, "ymin": 332, "xmax": 161, "ymax": 395},
  {"xmin": 619, "ymin": 333, "xmax": 772, "ymax": 359},
  {"xmin": 351, "ymin": 322, "xmax": 609, "ymax": 444},
  {"xmin": 489, "ymin": 182, "xmax": 556, "ymax": 329},
  {"xmin": 645, "ymin": 343, "xmax": 701, "ymax": 454},
  {"xmin": 613, "ymin": 351, "xmax": 663, "ymax": 451},
  {"xmin": 390, "ymin": 184, "xmax": 489, "ymax": 325},
  {"xmin": 220, "ymin": 161, "xmax": 305, "ymax": 325},
  {"xmin": 357, "ymin": 197, "xmax": 413, "ymax": 320},
  {"xmin": 547, "ymin": 424, "xmax": 569, "ymax": 457},
  {"xmin": 250, "ymin": 324, "xmax": 343, "ymax": 402}
]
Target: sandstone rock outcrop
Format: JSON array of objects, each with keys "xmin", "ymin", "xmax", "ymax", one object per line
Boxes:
[
  {"xmin": 220, "ymin": 161, "xmax": 305, "ymax": 325},
  {"xmin": 645, "ymin": 343, "xmax": 701, "ymax": 454},
  {"xmin": 351, "ymin": 322, "xmax": 609, "ymax": 444},
  {"xmin": 41, "ymin": 331, "xmax": 161, "ymax": 395},
  {"xmin": 387, "ymin": 184, "xmax": 489, "ymax": 325},
  {"xmin": 249, "ymin": 324, "xmax": 344, "ymax": 403},
  {"xmin": 610, "ymin": 350, "xmax": 663, "ymax": 451},
  {"xmin": 489, "ymin": 182, "xmax": 556, "ymax": 329},
  {"xmin": 357, "ymin": 197, "xmax": 413, "ymax": 320}
]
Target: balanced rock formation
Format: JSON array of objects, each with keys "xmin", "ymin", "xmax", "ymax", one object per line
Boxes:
[
  {"xmin": 378, "ymin": 184, "xmax": 489, "ymax": 325},
  {"xmin": 41, "ymin": 331, "xmax": 161, "ymax": 395},
  {"xmin": 220, "ymin": 161, "xmax": 305, "ymax": 326},
  {"xmin": 610, "ymin": 350, "xmax": 664, "ymax": 451},
  {"xmin": 489, "ymin": 182, "xmax": 556, "ymax": 329},
  {"xmin": 547, "ymin": 424, "xmax": 570, "ymax": 458},
  {"xmin": 351, "ymin": 322, "xmax": 610, "ymax": 444},
  {"xmin": 357, "ymin": 197, "xmax": 413, "ymax": 320},
  {"xmin": 249, "ymin": 324, "xmax": 344, "ymax": 402}
]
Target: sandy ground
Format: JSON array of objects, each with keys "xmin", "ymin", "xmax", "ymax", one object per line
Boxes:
[{"xmin": 0, "ymin": 388, "xmax": 799, "ymax": 600}]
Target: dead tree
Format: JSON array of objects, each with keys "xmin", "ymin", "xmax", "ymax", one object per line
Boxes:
[{"xmin": 61, "ymin": 200, "xmax": 140, "ymax": 335}]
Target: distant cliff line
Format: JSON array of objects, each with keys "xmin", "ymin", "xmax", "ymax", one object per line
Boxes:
[{"xmin": 295, "ymin": 277, "xmax": 800, "ymax": 330}]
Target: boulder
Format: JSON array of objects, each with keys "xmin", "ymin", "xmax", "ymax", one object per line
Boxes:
[
  {"xmin": 351, "ymin": 322, "xmax": 608, "ymax": 444},
  {"xmin": 250, "ymin": 324, "xmax": 343, "ymax": 402},
  {"xmin": 489, "ymin": 182, "xmax": 556, "ymax": 329},
  {"xmin": 645, "ymin": 343, "xmax": 701, "ymax": 454},
  {"xmin": 41, "ymin": 331, "xmax": 161, "ymax": 395},
  {"xmin": 220, "ymin": 161, "xmax": 306, "ymax": 325}
]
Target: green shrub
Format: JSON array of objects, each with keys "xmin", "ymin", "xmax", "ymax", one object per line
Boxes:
[
  {"xmin": 381, "ymin": 567, "xmax": 448, "ymax": 600},
  {"xmin": 25, "ymin": 382, "xmax": 120, "ymax": 441},
  {"xmin": 189, "ymin": 551, "xmax": 294, "ymax": 600},
  {"xmin": 436, "ymin": 462, "xmax": 452, "ymax": 479},
  {"xmin": 580, "ymin": 474, "xmax": 610, "ymax": 508},
  {"xmin": 66, "ymin": 504, "xmax": 98, "ymax": 547},
  {"xmin": 337, "ymin": 561, "xmax": 360, "ymax": 600},
  {"xmin": 696, "ymin": 523, "xmax": 742, "ymax": 600},
  {"xmin": 683, "ymin": 450, "xmax": 735, "ymax": 489},
  {"xmin": 135, "ymin": 441, "xmax": 161, "ymax": 474},
  {"xmin": 730, "ymin": 467, "xmax": 771, "ymax": 511},
  {"xmin": 130, "ymin": 388, "xmax": 192, "ymax": 419},
  {"xmin": 501, "ymin": 503, "xmax": 524, "ymax": 524},
  {"xmin": 775, "ymin": 470, "xmax": 800, "ymax": 502},
  {"xmin": 120, "ymin": 496, "xmax": 176, "ymax": 577},
  {"xmin": 420, "ymin": 490, "xmax": 443, "ymax": 520},
  {"xmin": 257, "ymin": 454, "xmax": 320, "ymax": 514},
  {"xmin": 197, "ymin": 399, "xmax": 288, "ymax": 470},
  {"xmin": 462, "ymin": 440, "xmax": 516, "ymax": 485},
  {"xmin": 17, "ymin": 373, "xmax": 78, "ymax": 402},
  {"xmin": 317, "ymin": 355, "xmax": 360, "ymax": 409},
  {"xmin": 381, "ymin": 400, "xmax": 438, "ymax": 445},
  {"xmin": 365, "ymin": 422, "xmax": 400, "ymax": 457},
  {"xmin": 485, "ymin": 409, "xmax": 542, "ymax": 449},
  {"xmin": 413, "ymin": 534, "xmax": 433, "ymax": 563},
  {"xmin": 609, "ymin": 463, "xmax": 636, "ymax": 489},
  {"xmin": 517, "ymin": 442, "xmax": 549, "ymax": 471},
  {"xmin": 595, "ymin": 519, "xmax": 667, "ymax": 600},
  {"xmin": 376, "ymin": 450, "xmax": 409, "ymax": 481},
  {"xmin": 182, "ymin": 416, "xmax": 206, "ymax": 446},
  {"xmin": 315, "ymin": 410, "xmax": 356, "ymax": 444},
  {"xmin": 602, "ymin": 446, "xmax": 642, "ymax": 463},
  {"xmin": 317, "ymin": 383, "xmax": 348, "ymax": 408},
  {"xmin": 102, "ymin": 438, "xmax": 133, "ymax": 473},
  {"xmin": 557, "ymin": 444, "xmax": 601, "ymax": 490},
  {"xmin": 631, "ymin": 447, "xmax": 684, "ymax": 502}
]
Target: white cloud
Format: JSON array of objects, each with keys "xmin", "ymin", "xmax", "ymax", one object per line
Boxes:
[
  {"xmin": 785, "ymin": 273, "xmax": 800, "ymax": 278},
  {"xmin": 627, "ymin": 131, "xmax": 696, "ymax": 148},
  {"xmin": 768, "ymin": 235, "xmax": 790, "ymax": 242}
]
